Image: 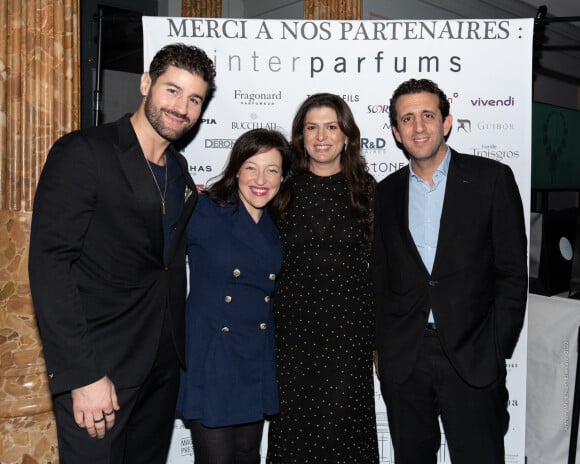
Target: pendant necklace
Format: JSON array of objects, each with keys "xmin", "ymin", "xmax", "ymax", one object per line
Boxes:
[{"xmin": 144, "ymin": 154, "xmax": 168, "ymax": 215}]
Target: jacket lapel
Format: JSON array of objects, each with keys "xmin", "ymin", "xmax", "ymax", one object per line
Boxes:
[
  {"xmin": 399, "ymin": 168, "xmax": 429, "ymax": 272},
  {"xmin": 231, "ymin": 204, "xmax": 279, "ymax": 260},
  {"xmin": 115, "ymin": 117, "xmax": 164, "ymax": 261},
  {"xmin": 432, "ymin": 150, "xmax": 465, "ymax": 274},
  {"xmin": 166, "ymin": 148, "xmax": 198, "ymax": 263},
  {"xmin": 114, "ymin": 115, "xmax": 199, "ymax": 265}
]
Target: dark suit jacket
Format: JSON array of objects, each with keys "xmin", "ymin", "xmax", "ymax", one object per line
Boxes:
[
  {"xmin": 29, "ymin": 115, "xmax": 198, "ymax": 395},
  {"xmin": 372, "ymin": 149, "xmax": 528, "ymax": 388}
]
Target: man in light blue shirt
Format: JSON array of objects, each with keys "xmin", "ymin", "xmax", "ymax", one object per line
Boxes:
[
  {"xmin": 373, "ymin": 78, "xmax": 527, "ymax": 464},
  {"xmin": 408, "ymin": 148, "xmax": 450, "ymax": 323}
]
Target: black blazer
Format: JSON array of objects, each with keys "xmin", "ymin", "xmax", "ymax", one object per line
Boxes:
[
  {"xmin": 29, "ymin": 115, "xmax": 198, "ymax": 395},
  {"xmin": 372, "ymin": 149, "xmax": 528, "ymax": 388}
]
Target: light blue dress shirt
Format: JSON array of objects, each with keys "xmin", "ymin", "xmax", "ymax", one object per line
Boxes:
[{"xmin": 408, "ymin": 148, "xmax": 451, "ymax": 323}]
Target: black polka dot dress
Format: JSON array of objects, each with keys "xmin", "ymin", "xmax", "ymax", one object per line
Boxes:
[{"xmin": 267, "ymin": 171, "xmax": 379, "ymax": 463}]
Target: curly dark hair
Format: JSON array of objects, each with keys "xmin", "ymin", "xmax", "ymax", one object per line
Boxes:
[
  {"xmin": 290, "ymin": 93, "xmax": 375, "ymax": 247},
  {"xmin": 148, "ymin": 43, "xmax": 216, "ymax": 95},
  {"xmin": 389, "ymin": 78, "xmax": 450, "ymax": 129},
  {"xmin": 206, "ymin": 129, "xmax": 294, "ymax": 222}
]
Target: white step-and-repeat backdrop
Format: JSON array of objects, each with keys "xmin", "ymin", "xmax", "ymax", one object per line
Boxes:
[{"xmin": 142, "ymin": 16, "xmax": 533, "ymax": 464}]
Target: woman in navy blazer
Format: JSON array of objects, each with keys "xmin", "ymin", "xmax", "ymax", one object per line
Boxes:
[{"xmin": 177, "ymin": 128, "xmax": 293, "ymax": 464}]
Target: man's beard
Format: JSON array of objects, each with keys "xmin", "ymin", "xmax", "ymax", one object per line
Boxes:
[{"xmin": 144, "ymin": 93, "xmax": 192, "ymax": 142}]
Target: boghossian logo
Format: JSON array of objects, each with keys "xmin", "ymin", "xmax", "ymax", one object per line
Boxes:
[{"xmin": 234, "ymin": 89, "xmax": 283, "ymax": 106}]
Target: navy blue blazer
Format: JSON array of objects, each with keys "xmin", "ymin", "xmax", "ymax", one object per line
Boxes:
[{"xmin": 177, "ymin": 194, "xmax": 282, "ymax": 427}]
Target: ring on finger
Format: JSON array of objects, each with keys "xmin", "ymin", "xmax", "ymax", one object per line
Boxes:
[
  {"xmin": 103, "ymin": 410, "xmax": 115, "ymax": 416},
  {"xmin": 94, "ymin": 417, "xmax": 105, "ymax": 423}
]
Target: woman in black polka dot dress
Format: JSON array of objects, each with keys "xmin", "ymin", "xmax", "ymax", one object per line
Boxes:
[{"xmin": 267, "ymin": 93, "xmax": 378, "ymax": 463}]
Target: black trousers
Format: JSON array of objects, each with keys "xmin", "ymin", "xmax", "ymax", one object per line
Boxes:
[
  {"xmin": 184, "ymin": 419, "xmax": 264, "ymax": 464},
  {"xmin": 53, "ymin": 312, "xmax": 181, "ymax": 464},
  {"xmin": 380, "ymin": 329, "xmax": 510, "ymax": 464}
]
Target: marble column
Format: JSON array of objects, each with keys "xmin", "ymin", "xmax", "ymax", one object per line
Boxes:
[
  {"xmin": 0, "ymin": 1, "xmax": 80, "ymax": 463},
  {"xmin": 304, "ymin": 0, "xmax": 362, "ymax": 20},
  {"xmin": 182, "ymin": 0, "xmax": 222, "ymax": 18}
]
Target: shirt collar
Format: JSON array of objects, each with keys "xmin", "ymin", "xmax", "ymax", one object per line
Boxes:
[{"xmin": 409, "ymin": 147, "xmax": 451, "ymax": 181}]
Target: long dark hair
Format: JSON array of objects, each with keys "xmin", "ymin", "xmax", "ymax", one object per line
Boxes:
[
  {"xmin": 206, "ymin": 128, "xmax": 293, "ymax": 222},
  {"xmin": 290, "ymin": 93, "xmax": 375, "ymax": 246}
]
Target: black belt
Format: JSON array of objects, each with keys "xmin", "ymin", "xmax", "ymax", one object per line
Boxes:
[{"xmin": 425, "ymin": 322, "xmax": 438, "ymax": 331}]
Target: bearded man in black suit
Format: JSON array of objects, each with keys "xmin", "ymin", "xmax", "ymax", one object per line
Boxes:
[{"xmin": 29, "ymin": 43, "xmax": 215, "ymax": 463}]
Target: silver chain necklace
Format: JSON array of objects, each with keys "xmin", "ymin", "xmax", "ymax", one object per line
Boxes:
[{"xmin": 143, "ymin": 154, "xmax": 168, "ymax": 215}]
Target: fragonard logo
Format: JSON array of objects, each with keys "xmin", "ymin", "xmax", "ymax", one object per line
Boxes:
[
  {"xmin": 234, "ymin": 90, "xmax": 283, "ymax": 105},
  {"xmin": 470, "ymin": 96, "xmax": 515, "ymax": 107}
]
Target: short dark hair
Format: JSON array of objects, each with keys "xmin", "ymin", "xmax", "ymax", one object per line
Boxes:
[
  {"xmin": 206, "ymin": 129, "xmax": 294, "ymax": 221},
  {"xmin": 389, "ymin": 79, "xmax": 450, "ymax": 129},
  {"xmin": 148, "ymin": 43, "xmax": 216, "ymax": 93}
]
